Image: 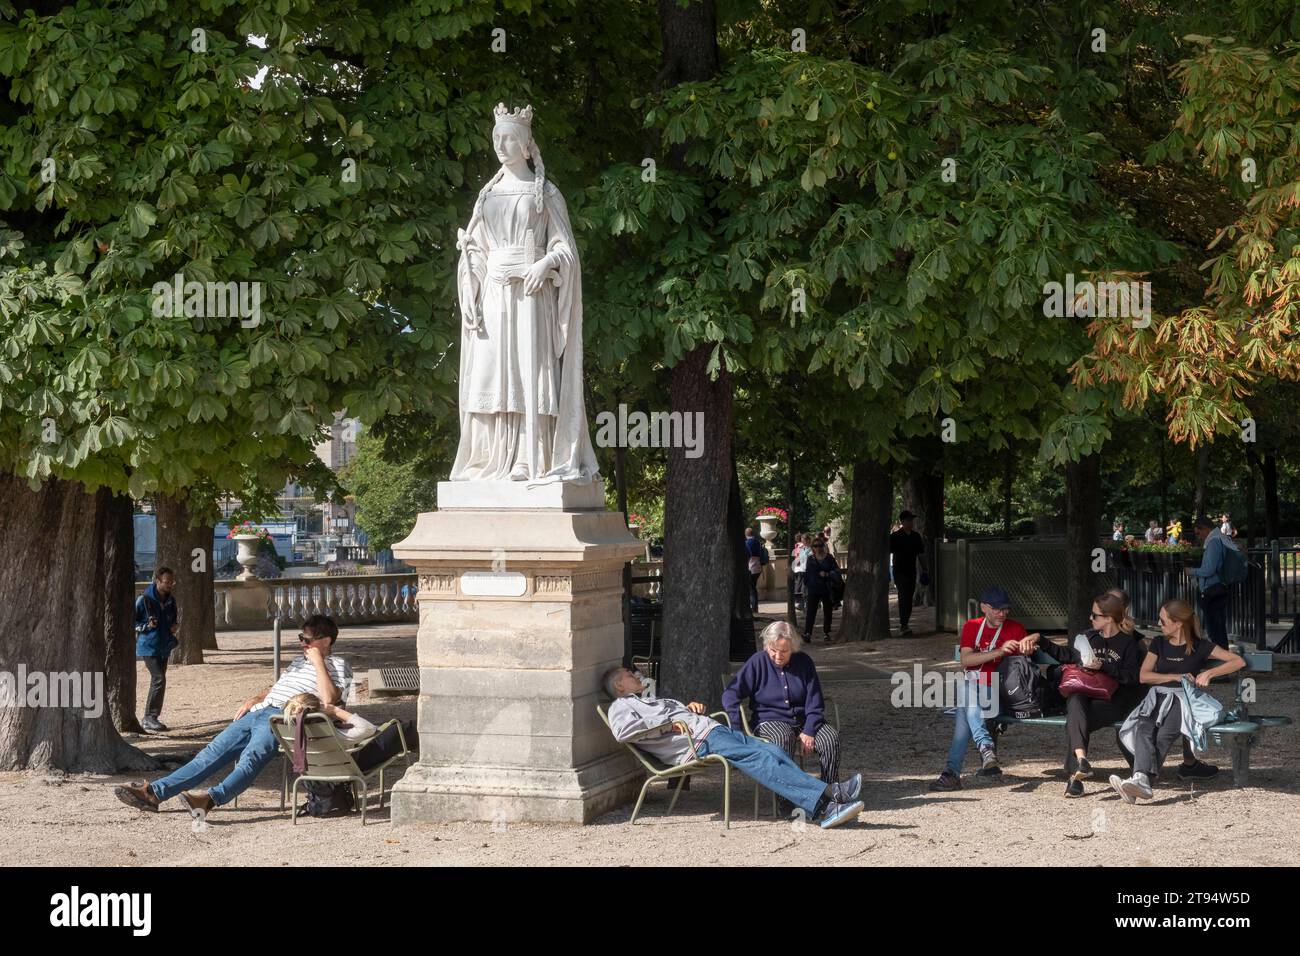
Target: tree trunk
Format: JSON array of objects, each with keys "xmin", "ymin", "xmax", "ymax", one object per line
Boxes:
[
  {"xmin": 840, "ymin": 458, "xmax": 892, "ymax": 642},
  {"xmin": 1064, "ymin": 454, "xmax": 1102, "ymax": 637},
  {"xmin": 1158, "ymin": 425, "xmax": 1168, "ymax": 526},
  {"xmin": 661, "ymin": 347, "xmax": 734, "ymax": 706},
  {"xmin": 1001, "ymin": 454, "xmax": 1013, "ymax": 539},
  {"xmin": 657, "ymin": 0, "xmax": 727, "ymax": 706},
  {"xmin": 154, "ymin": 492, "xmax": 215, "ymax": 665},
  {"xmin": 1261, "ymin": 452, "xmax": 1280, "ymax": 543},
  {"xmin": 102, "ymin": 492, "xmax": 142, "ymax": 734},
  {"xmin": 903, "ymin": 467, "xmax": 943, "ymax": 601},
  {"xmin": 0, "ymin": 474, "xmax": 154, "ymax": 771},
  {"xmin": 786, "ymin": 448, "xmax": 797, "ymax": 626},
  {"xmin": 1194, "ymin": 443, "xmax": 1209, "ymax": 518},
  {"xmin": 1244, "ymin": 463, "xmax": 1256, "ymax": 550}
]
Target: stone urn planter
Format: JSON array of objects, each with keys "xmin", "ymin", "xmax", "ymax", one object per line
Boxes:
[
  {"xmin": 755, "ymin": 514, "xmax": 780, "ymax": 548},
  {"xmin": 232, "ymin": 534, "xmax": 261, "ymax": 581}
]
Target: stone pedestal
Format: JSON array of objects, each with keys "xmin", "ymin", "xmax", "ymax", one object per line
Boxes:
[{"xmin": 389, "ymin": 480, "xmax": 645, "ymax": 824}]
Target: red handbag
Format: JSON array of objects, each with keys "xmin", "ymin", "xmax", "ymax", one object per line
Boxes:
[{"xmin": 1057, "ymin": 664, "xmax": 1118, "ymax": 700}]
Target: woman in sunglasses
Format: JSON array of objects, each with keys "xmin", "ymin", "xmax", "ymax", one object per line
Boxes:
[{"xmin": 1021, "ymin": 592, "xmax": 1144, "ymax": 797}]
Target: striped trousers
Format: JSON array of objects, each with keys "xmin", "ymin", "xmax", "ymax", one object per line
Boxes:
[{"xmin": 755, "ymin": 720, "xmax": 840, "ymax": 785}]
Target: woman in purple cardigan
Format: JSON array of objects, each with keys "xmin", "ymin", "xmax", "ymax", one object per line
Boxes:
[{"xmin": 723, "ymin": 621, "xmax": 847, "ymax": 794}]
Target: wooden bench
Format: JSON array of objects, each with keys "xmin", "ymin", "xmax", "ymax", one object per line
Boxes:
[{"xmin": 953, "ymin": 644, "xmax": 1291, "ymax": 787}]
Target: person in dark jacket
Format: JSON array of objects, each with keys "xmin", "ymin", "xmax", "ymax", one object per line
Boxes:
[
  {"xmin": 723, "ymin": 621, "xmax": 845, "ymax": 791},
  {"xmin": 802, "ymin": 537, "xmax": 841, "ymax": 642},
  {"xmin": 744, "ymin": 527, "xmax": 767, "ymax": 614},
  {"xmin": 1021, "ymin": 592, "xmax": 1144, "ymax": 798},
  {"xmin": 134, "ymin": 567, "xmax": 179, "ymax": 732},
  {"xmin": 889, "ymin": 510, "xmax": 927, "ymax": 636}
]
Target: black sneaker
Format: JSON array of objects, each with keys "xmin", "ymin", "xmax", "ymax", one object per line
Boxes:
[
  {"xmin": 1073, "ymin": 757, "xmax": 1094, "ymax": 781},
  {"xmin": 929, "ymin": 769, "xmax": 961, "ymax": 792},
  {"xmin": 1065, "ymin": 778, "xmax": 1085, "ymax": 797},
  {"xmin": 141, "ymin": 715, "xmax": 166, "ymax": 733},
  {"xmin": 899, "ymin": 626, "xmax": 914, "ymax": 637},
  {"xmin": 1178, "ymin": 760, "xmax": 1219, "ymax": 779}
]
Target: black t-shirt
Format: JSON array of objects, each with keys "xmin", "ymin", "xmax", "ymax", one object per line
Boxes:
[
  {"xmin": 889, "ymin": 530, "xmax": 925, "ymax": 576},
  {"xmin": 1149, "ymin": 633, "xmax": 1217, "ymax": 676}
]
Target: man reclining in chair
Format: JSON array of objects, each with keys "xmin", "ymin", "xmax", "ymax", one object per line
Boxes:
[
  {"xmin": 603, "ymin": 667, "xmax": 865, "ymax": 828},
  {"xmin": 113, "ymin": 614, "xmax": 352, "ymax": 820}
]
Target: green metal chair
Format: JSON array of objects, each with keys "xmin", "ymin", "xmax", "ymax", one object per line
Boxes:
[
  {"xmin": 597, "ymin": 703, "xmax": 734, "ymax": 828},
  {"xmin": 269, "ymin": 713, "xmax": 411, "ymax": 825}
]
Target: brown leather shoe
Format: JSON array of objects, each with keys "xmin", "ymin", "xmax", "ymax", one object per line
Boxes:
[
  {"xmin": 114, "ymin": 780, "xmax": 160, "ymax": 812},
  {"xmin": 179, "ymin": 790, "xmax": 215, "ymax": 818}
]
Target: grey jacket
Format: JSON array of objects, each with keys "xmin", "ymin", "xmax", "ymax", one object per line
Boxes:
[
  {"xmin": 1118, "ymin": 680, "xmax": 1225, "ymax": 755},
  {"xmin": 607, "ymin": 693, "xmax": 719, "ymax": 767}
]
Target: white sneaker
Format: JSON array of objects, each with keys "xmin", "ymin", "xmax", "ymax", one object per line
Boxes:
[{"xmin": 1109, "ymin": 774, "xmax": 1152, "ymax": 804}]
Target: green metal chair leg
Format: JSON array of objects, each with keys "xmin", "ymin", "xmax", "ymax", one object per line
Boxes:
[
  {"xmin": 379, "ymin": 768, "xmax": 386, "ymax": 809},
  {"xmin": 666, "ymin": 775, "xmax": 687, "ymax": 815},
  {"xmin": 722, "ymin": 762, "xmax": 731, "ymax": 829},
  {"xmin": 290, "ymin": 777, "xmax": 302, "ymax": 825},
  {"xmin": 630, "ymin": 778, "xmax": 653, "ymax": 825}
]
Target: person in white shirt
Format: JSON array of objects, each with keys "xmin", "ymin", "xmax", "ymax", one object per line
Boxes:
[
  {"xmin": 114, "ymin": 615, "xmax": 352, "ymax": 819},
  {"xmin": 1145, "ymin": 520, "xmax": 1161, "ymax": 543},
  {"xmin": 1219, "ymin": 513, "xmax": 1235, "ymax": 537}
]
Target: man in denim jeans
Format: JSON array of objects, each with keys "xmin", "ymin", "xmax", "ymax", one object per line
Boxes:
[
  {"xmin": 929, "ymin": 586, "xmax": 1032, "ymax": 791},
  {"xmin": 113, "ymin": 615, "xmax": 351, "ymax": 819}
]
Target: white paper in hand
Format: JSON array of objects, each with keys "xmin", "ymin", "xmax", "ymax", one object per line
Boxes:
[{"xmin": 1074, "ymin": 634, "xmax": 1097, "ymax": 667}]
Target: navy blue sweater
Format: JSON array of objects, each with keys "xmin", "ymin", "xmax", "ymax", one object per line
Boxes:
[{"xmin": 723, "ymin": 650, "xmax": 826, "ymax": 736}]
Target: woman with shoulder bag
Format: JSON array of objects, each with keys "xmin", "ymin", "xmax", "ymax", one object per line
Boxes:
[{"xmin": 1020, "ymin": 592, "xmax": 1143, "ymax": 798}]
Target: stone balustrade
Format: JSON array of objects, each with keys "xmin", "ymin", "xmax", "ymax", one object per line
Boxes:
[{"xmin": 138, "ymin": 573, "xmax": 419, "ymax": 631}]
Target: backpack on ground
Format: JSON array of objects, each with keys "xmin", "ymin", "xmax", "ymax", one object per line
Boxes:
[
  {"xmin": 301, "ymin": 779, "xmax": 355, "ymax": 817},
  {"xmin": 998, "ymin": 654, "xmax": 1045, "ymax": 718},
  {"xmin": 1220, "ymin": 540, "xmax": 1248, "ymax": 586}
]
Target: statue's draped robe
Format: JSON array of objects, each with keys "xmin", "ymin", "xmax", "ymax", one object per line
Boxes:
[{"xmin": 451, "ymin": 178, "xmax": 599, "ymax": 483}]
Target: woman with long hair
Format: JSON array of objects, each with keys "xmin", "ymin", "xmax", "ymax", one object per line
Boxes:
[
  {"xmin": 1109, "ymin": 599, "xmax": 1244, "ymax": 803},
  {"xmin": 1021, "ymin": 592, "xmax": 1144, "ymax": 797}
]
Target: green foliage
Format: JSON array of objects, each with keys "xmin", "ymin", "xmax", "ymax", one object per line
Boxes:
[
  {"xmin": 0, "ymin": 0, "xmax": 658, "ymax": 520},
  {"xmin": 340, "ymin": 429, "xmax": 448, "ymax": 552}
]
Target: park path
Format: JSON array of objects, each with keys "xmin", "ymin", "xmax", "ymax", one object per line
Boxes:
[{"xmin": 2, "ymin": 608, "xmax": 1297, "ymax": 866}]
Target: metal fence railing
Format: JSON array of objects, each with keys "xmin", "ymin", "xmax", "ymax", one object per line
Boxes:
[{"xmin": 1112, "ymin": 553, "xmax": 1266, "ymax": 649}]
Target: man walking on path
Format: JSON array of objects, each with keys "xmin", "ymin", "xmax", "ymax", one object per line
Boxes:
[{"xmin": 889, "ymin": 511, "xmax": 927, "ymax": 636}]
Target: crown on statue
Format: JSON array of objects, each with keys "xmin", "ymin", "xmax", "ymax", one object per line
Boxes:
[{"xmin": 493, "ymin": 103, "xmax": 534, "ymax": 130}]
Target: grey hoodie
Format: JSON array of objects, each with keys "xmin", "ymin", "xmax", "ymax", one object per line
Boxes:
[{"xmin": 607, "ymin": 693, "xmax": 719, "ymax": 766}]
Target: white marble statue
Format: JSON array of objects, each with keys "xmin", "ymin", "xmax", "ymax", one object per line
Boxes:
[{"xmin": 449, "ymin": 103, "xmax": 599, "ymax": 484}]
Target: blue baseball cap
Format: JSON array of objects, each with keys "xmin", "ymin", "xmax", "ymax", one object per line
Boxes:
[{"xmin": 978, "ymin": 586, "xmax": 1011, "ymax": 609}]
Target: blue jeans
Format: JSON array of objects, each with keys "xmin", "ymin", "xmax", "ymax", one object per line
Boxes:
[
  {"xmin": 945, "ymin": 680, "xmax": 995, "ymax": 775},
  {"xmin": 149, "ymin": 706, "xmax": 284, "ymax": 806},
  {"xmin": 697, "ymin": 725, "xmax": 829, "ymax": 814}
]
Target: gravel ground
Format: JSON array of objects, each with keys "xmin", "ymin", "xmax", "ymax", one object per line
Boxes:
[{"xmin": 5, "ymin": 609, "xmax": 1298, "ymax": 867}]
